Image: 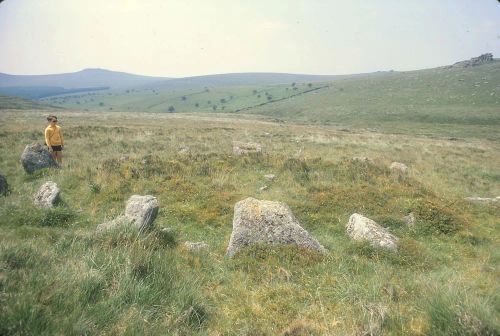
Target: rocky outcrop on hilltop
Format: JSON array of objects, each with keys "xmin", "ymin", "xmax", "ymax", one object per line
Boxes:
[{"xmin": 453, "ymin": 53, "xmax": 494, "ymax": 68}]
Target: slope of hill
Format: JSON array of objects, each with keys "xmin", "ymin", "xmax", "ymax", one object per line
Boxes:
[
  {"xmin": 0, "ymin": 94, "xmax": 57, "ymax": 110},
  {"xmin": 44, "ymin": 60, "xmax": 500, "ymax": 139},
  {"xmin": 0, "ymin": 68, "xmax": 170, "ymax": 90}
]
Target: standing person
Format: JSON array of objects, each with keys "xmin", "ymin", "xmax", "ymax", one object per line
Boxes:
[{"xmin": 44, "ymin": 115, "xmax": 64, "ymax": 165}]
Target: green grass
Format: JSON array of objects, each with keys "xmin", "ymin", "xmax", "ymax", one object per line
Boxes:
[{"xmin": 0, "ymin": 111, "xmax": 499, "ymax": 335}]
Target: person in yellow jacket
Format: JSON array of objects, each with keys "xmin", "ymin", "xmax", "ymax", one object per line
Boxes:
[{"xmin": 44, "ymin": 115, "xmax": 64, "ymax": 165}]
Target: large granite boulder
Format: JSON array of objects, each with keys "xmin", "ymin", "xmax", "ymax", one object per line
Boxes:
[
  {"xmin": 0, "ymin": 174, "xmax": 8, "ymax": 196},
  {"xmin": 97, "ymin": 195, "xmax": 159, "ymax": 232},
  {"xmin": 226, "ymin": 197, "xmax": 327, "ymax": 257},
  {"xmin": 346, "ymin": 214, "xmax": 398, "ymax": 251},
  {"xmin": 34, "ymin": 181, "xmax": 60, "ymax": 208},
  {"xmin": 21, "ymin": 143, "xmax": 58, "ymax": 174},
  {"xmin": 233, "ymin": 141, "xmax": 262, "ymax": 155}
]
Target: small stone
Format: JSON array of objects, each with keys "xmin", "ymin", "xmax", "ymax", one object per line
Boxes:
[
  {"xmin": 184, "ymin": 241, "xmax": 209, "ymax": 252},
  {"xmin": 404, "ymin": 212, "xmax": 416, "ymax": 226},
  {"xmin": 346, "ymin": 213, "xmax": 398, "ymax": 251},
  {"xmin": 34, "ymin": 181, "xmax": 60, "ymax": 208},
  {"xmin": 178, "ymin": 146, "xmax": 190, "ymax": 154},
  {"xmin": 259, "ymin": 185, "xmax": 269, "ymax": 191},
  {"xmin": 264, "ymin": 174, "xmax": 275, "ymax": 181},
  {"xmin": 390, "ymin": 162, "xmax": 408, "ymax": 175},
  {"xmin": 233, "ymin": 141, "xmax": 262, "ymax": 155},
  {"xmin": 464, "ymin": 197, "xmax": 499, "ymax": 204},
  {"xmin": 352, "ymin": 156, "xmax": 373, "ymax": 164}
]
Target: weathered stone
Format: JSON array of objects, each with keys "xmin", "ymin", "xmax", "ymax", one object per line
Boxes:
[
  {"xmin": 124, "ymin": 195, "xmax": 159, "ymax": 230},
  {"xmin": 264, "ymin": 174, "xmax": 275, "ymax": 181},
  {"xmin": 178, "ymin": 146, "xmax": 190, "ymax": 154},
  {"xmin": 352, "ymin": 156, "xmax": 374, "ymax": 164},
  {"xmin": 233, "ymin": 141, "xmax": 262, "ymax": 155},
  {"xmin": 346, "ymin": 213, "xmax": 398, "ymax": 251},
  {"xmin": 390, "ymin": 162, "xmax": 408, "ymax": 175},
  {"xmin": 226, "ymin": 197, "xmax": 327, "ymax": 257},
  {"xmin": 96, "ymin": 195, "xmax": 159, "ymax": 232},
  {"xmin": 21, "ymin": 143, "xmax": 58, "ymax": 174},
  {"xmin": 0, "ymin": 174, "xmax": 8, "ymax": 196},
  {"xmin": 96, "ymin": 215, "xmax": 129, "ymax": 233},
  {"xmin": 404, "ymin": 212, "xmax": 416, "ymax": 226},
  {"xmin": 464, "ymin": 196, "xmax": 499, "ymax": 204},
  {"xmin": 34, "ymin": 181, "xmax": 60, "ymax": 208},
  {"xmin": 259, "ymin": 185, "xmax": 269, "ymax": 191},
  {"xmin": 184, "ymin": 241, "xmax": 209, "ymax": 252}
]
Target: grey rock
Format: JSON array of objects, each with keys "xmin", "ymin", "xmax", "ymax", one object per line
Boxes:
[
  {"xmin": 264, "ymin": 174, "xmax": 275, "ymax": 181},
  {"xmin": 184, "ymin": 241, "xmax": 209, "ymax": 252},
  {"xmin": 390, "ymin": 162, "xmax": 408, "ymax": 175},
  {"xmin": 178, "ymin": 146, "xmax": 190, "ymax": 154},
  {"xmin": 0, "ymin": 174, "xmax": 8, "ymax": 196},
  {"xmin": 259, "ymin": 185, "xmax": 269, "ymax": 191},
  {"xmin": 96, "ymin": 215, "xmax": 129, "ymax": 233},
  {"xmin": 96, "ymin": 194, "xmax": 159, "ymax": 232},
  {"xmin": 226, "ymin": 197, "xmax": 327, "ymax": 257},
  {"xmin": 21, "ymin": 143, "xmax": 58, "ymax": 174},
  {"xmin": 346, "ymin": 213, "xmax": 398, "ymax": 251},
  {"xmin": 464, "ymin": 196, "xmax": 499, "ymax": 204},
  {"xmin": 124, "ymin": 195, "xmax": 159, "ymax": 230},
  {"xmin": 233, "ymin": 141, "xmax": 262, "ymax": 155},
  {"xmin": 34, "ymin": 181, "xmax": 60, "ymax": 208},
  {"xmin": 404, "ymin": 212, "xmax": 416, "ymax": 226}
]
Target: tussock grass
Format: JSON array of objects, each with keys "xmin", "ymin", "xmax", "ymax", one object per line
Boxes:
[{"xmin": 0, "ymin": 111, "xmax": 498, "ymax": 334}]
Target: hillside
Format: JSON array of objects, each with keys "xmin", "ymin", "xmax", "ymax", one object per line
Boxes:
[
  {"xmin": 43, "ymin": 59, "xmax": 500, "ymax": 139},
  {"xmin": 0, "ymin": 94, "xmax": 56, "ymax": 110},
  {"xmin": 0, "ymin": 68, "xmax": 170, "ymax": 90}
]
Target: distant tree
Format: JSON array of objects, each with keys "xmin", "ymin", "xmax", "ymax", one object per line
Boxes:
[
  {"xmin": 339, "ymin": 88, "xmax": 344, "ymax": 91},
  {"xmin": 76, "ymin": 101, "xmax": 80, "ymax": 104},
  {"xmin": 292, "ymin": 82, "xmax": 296, "ymax": 87},
  {"xmin": 257, "ymin": 94, "xmax": 261, "ymax": 98},
  {"xmin": 230, "ymin": 95, "xmax": 234, "ymax": 99},
  {"xmin": 181, "ymin": 96, "xmax": 187, "ymax": 101},
  {"xmin": 307, "ymin": 83, "xmax": 312, "ymax": 88},
  {"xmin": 168, "ymin": 105, "xmax": 175, "ymax": 112},
  {"xmin": 252, "ymin": 89, "xmax": 257, "ymax": 95},
  {"xmin": 286, "ymin": 87, "xmax": 289, "ymax": 91},
  {"xmin": 212, "ymin": 105, "xmax": 217, "ymax": 111},
  {"xmin": 267, "ymin": 95, "xmax": 273, "ymax": 101},
  {"xmin": 126, "ymin": 90, "xmax": 130, "ymax": 93},
  {"xmin": 220, "ymin": 98, "xmax": 226, "ymax": 103},
  {"xmin": 207, "ymin": 100, "xmax": 211, "ymax": 104},
  {"xmin": 222, "ymin": 106, "xmax": 225, "ymax": 110},
  {"xmin": 205, "ymin": 88, "xmax": 210, "ymax": 93},
  {"xmin": 195, "ymin": 103, "xmax": 199, "ymax": 107},
  {"xmin": 293, "ymin": 87, "xmax": 298, "ymax": 91},
  {"xmin": 99, "ymin": 102, "xmax": 104, "ymax": 106}
]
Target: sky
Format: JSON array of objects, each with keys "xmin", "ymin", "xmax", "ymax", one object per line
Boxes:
[{"xmin": 0, "ymin": 0, "xmax": 499, "ymax": 77}]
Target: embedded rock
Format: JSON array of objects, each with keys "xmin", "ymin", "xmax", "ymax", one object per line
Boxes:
[
  {"xmin": 34, "ymin": 181, "xmax": 60, "ymax": 208},
  {"xmin": 226, "ymin": 197, "xmax": 327, "ymax": 257},
  {"xmin": 464, "ymin": 196, "xmax": 499, "ymax": 204},
  {"xmin": 346, "ymin": 213, "xmax": 398, "ymax": 251},
  {"xmin": 264, "ymin": 174, "xmax": 276, "ymax": 181},
  {"xmin": 352, "ymin": 156, "xmax": 373, "ymax": 164},
  {"xmin": 390, "ymin": 162, "xmax": 408, "ymax": 175},
  {"xmin": 184, "ymin": 241, "xmax": 209, "ymax": 252},
  {"xmin": 233, "ymin": 141, "xmax": 262, "ymax": 155},
  {"xmin": 124, "ymin": 195, "xmax": 159, "ymax": 230},
  {"xmin": 0, "ymin": 174, "xmax": 8, "ymax": 196},
  {"xmin": 96, "ymin": 195, "xmax": 159, "ymax": 232},
  {"xmin": 404, "ymin": 212, "xmax": 416, "ymax": 226},
  {"xmin": 21, "ymin": 143, "xmax": 58, "ymax": 174}
]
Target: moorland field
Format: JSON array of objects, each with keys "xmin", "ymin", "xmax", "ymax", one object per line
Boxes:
[{"xmin": 0, "ymin": 59, "xmax": 499, "ymax": 335}]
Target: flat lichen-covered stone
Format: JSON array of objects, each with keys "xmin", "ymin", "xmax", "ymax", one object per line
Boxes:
[
  {"xmin": 34, "ymin": 181, "xmax": 60, "ymax": 208},
  {"xmin": 226, "ymin": 197, "xmax": 327, "ymax": 257}
]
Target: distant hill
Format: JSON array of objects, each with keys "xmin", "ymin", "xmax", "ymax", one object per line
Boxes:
[
  {"xmin": 0, "ymin": 68, "xmax": 170, "ymax": 90},
  {"xmin": 0, "ymin": 94, "xmax": 57, "ymax": 110}
]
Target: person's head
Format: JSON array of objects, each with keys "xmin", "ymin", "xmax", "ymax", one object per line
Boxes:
[{"xmin": 47, "ymin": 115, "xmax": 58, "ymax": 124}]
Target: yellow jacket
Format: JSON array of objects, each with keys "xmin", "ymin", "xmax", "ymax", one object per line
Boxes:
[{"xmin": 45, "ymin": 125, "xmax": 64, "ymax": 146}]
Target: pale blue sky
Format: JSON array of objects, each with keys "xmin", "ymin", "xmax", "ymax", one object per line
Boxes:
[{"xmin": 0, "ymin": 0, "xmax": 499, "ymax": 77}]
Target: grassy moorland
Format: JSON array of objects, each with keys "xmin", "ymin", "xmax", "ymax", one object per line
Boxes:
[{"xmin": 0, "ymin": 110, "xmax": 498, "ymax": 335}]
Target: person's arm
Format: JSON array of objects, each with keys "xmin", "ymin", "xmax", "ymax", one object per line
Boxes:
[
  {"xmin": 44, "ymin": 128, "xmax": 52, "ymax": 150},
  {"xmin": 59, "ymin": 127, "xmax": 64, "ymax": 147}
]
